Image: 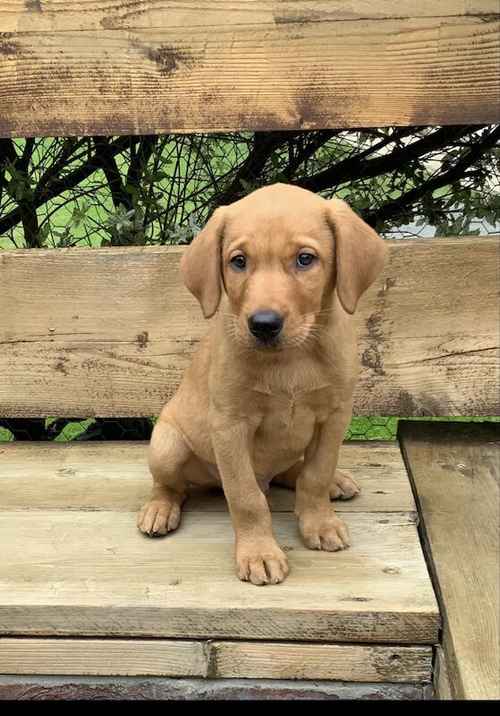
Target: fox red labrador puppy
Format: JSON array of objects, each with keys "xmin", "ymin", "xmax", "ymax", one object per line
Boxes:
[{"xmin": 138, "ymin": 184, "xmax": 387, "ymax": 585}]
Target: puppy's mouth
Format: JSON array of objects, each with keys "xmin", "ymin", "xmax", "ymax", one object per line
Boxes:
[{"xmin": 252, "ymin": 334, "xmax": 283, "ymax": 350}]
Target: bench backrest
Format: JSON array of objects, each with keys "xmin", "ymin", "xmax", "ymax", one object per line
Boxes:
[
  {"xmin": 0, "ymin": 2, "xmax": 499, "ymax": 418},
  {"xmin": 0, "ymin": 237, "xmax": 498, "ymax": 418},
  {"xmin": 0, "ymin": 1, "xmax": 498, "ymax": 136}
]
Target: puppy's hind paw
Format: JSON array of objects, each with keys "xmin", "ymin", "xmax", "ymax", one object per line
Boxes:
[
  {"xmin": 330, "ymin": 470, "xmax": 361, "ymax": 501},
  {"xmin": 299, "ymin": 509, "xmax": 351, "ymax": 552}
]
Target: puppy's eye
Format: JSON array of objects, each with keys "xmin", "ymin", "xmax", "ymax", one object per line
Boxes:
[
  {"xmin": 229, "ymin": 254, "xmax": 247, "ymax": 272},
  {"xmin": 296, "ymin": 252, "xmax": 316, "ymax": 269}
]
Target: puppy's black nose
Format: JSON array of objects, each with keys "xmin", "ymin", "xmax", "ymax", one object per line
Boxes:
[{"xmin": 248, "ymin": 310, "xmax": 284, "ymax": 342}]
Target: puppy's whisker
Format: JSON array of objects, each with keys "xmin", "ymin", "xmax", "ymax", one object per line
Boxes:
[{"xmin": 222, "ymin": 313, "xmax": 256, "ymax": 356}]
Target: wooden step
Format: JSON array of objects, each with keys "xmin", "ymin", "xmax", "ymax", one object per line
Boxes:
[
  {"xmin": 400, "ymin": 421, "xmax": 500, "ymax": 700},
  {"xmin": 0, "ymin": 638, "xmax": 432, "ymax": 683},
  {"xmin": 0, "ymin": 441, "xmax": 439, "ymax": 682}
]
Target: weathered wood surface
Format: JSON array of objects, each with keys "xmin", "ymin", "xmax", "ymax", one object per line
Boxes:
[
  {"xmin": 0, "ymin": 439, "xmax": 440, "ymax": 681},
  {"xmin": 0, "ymin": 441, "xmax": 415, "ymax": 514},
  {"xmin": 0, "ymin": 439, "xmax": 439, "ymax": 643},
  {"xmin": 0, "ymin": 510, "xmax": 438, "ymax": 642},
  {"xmin": 0, "ymin": 675, "xmax": 434, "ymax": 700},
  {"xmin": 400, "ymin": 421, "xmax": 500, "ymax": 700},
  {"xmin": 0, "ymin": 2, "xmax": 498, "ymax": 136},
  {"xmin": 0, "ymin": 638, "xmax": 208, "ymax": 678},
  {"xmin": 0, "ymin": 237, "xmax": 498, "ymax": 418},
  {"xmin": 0, "ymin": 638, "xmax": 432, "ymax": 682},
  {"xmin": 3, "ymin": 1, "xmax": 497, "ymax": 32},
  {"xmin": 211, "ymin": 641, "xmax": 432, "ymax": 682}
]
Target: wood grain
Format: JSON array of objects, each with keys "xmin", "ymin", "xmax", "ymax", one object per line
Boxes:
[
  {"xmin": 3, "ymin": 1, "xmax": 498, "ymax": 33},
  {"xmin": 0, "ymin": 441, "xmax": 416, "ymax": 514},
  {"xmin": 0, "ymin": 638, "xmax": 207, "ymax": 677},
  {"xmin": 0, "ymin": 237, "xmax": 498, "ymax": 417},
  {"xmin": 400, "ymin": 421, "xmax": 500, "ymax": 700},
  {"xmin": 0, "ymin": 2, "xmax": 498, "ymax": 136},
  {"xmin": 211, "ymin": 641, "xmax": 432, "ymax": 682},
  {"xmin": 0, "ymin": 509, "xmax": 439, "ymax": 642},
  {"xmin": 0, "ymin": 637, "xmax": 432, "ymax": 682}
]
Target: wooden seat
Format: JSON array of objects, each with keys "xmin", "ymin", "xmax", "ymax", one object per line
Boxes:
[{"xmin": 0, "ymin": 440, "xmax": 437, "ymax": 686}]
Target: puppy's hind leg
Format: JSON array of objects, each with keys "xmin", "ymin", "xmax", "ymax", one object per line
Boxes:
[
  {"xmin": 273, "ymin": 461, "xmax": 360, "ymax": 501},
  {"xmin": 137, "ymin": 419, "xmax": 191, "ymax": 537}
]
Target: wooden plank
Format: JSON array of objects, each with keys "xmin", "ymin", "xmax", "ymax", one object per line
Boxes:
[
  {"xmin": 212, "ymin": 642, "xmax": 432, "ymax": 682},
  {"xmin": 0, "ymin": 2, "xmax": 499, "ymax": 136},
  {"xmin": 0, "ymin": 441, "xmax": 415, "ymax": 514},
  {"xmin": 0, "ymin": 237, "xmax": 498, "ymax": 417},
  {"xmin": 0, "ymin": 509, "xmax": 440, "ymax": 643},
  {"xmin": 3, "ymin": 1, "xmax": 498, "ymax": 33},
  {"xmin": 0, "ymin": 638, "xmax": 207, "ymax": 677},
  {"xmin": 400, "ymin": 421, "xmax": 500, "ymax": 700},
  {"xmin": 0, "ymin": 638, "xmax": 431, "ymax": 683}
]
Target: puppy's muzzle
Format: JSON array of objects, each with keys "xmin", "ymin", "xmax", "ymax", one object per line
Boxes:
[{"xmin": 248, "ymin": 310, "xmax": 284, "ymax": 345}]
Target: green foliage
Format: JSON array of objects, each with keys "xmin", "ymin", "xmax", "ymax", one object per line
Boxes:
[{"xmin": 1, "ymin": 127, "xmax": 498, "ymax": 250}]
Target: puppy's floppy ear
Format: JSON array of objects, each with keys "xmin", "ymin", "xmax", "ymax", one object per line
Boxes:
[
  {"xmin": 180, "ymin": 207, "xmax": 226, "ymax": 319},
  {"xmin": 326, "ymin": 198, "xmax": 388, "ymax": 315}
]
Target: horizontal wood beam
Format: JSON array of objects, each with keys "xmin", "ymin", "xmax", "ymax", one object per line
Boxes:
[
  {"xmin": 0, "ymin": 638, "xmax": 432, "ymax": 682},
  {"xmin": 3, "ymin": 1, "xmax": 498, "ymax": 33},
  {"xmin": 0, "ymin": 236, "xmax": 498, "ymax": 417},
  {"xmin": 0, "ymin": 442, "xmax": 415, "ymax": 514},
  {"xmin": 0, "ymin": 1, "xmax": 499, "ymax": 136},
  {"xmin": 0, "ymin": 508, "xmax": 439, "ymax": 642},
  {"xmin": 0, "ymin": 638, "xmax": 432, "ymax": 683}
]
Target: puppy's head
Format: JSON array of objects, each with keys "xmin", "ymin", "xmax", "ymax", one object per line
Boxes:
[{"xmin": 181, "ymin": 184, "xmax": 387, "ymax": 350}]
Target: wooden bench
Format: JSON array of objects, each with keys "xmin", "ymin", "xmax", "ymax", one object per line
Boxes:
[{"xmin": 1, "ymin": 0, "xmax": 499, "ymax": 701}]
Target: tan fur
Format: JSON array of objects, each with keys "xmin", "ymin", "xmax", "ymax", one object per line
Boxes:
[{"xmin": 138, "ymin": 184, "xmax": 387, "ymax": 585}]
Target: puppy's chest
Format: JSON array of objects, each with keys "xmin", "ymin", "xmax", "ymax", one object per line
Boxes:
[
  {"xmin": 251, "ymin": 374, "xmax": 335, "ymax": 437},
  {"xmin": 244, "ymin": 370, "xmax": 336, "ymax": 475},
  {"xmin": 252, "ymin": 362, "xmax": 334, "ymax": 414},
  {"xmin": 249, "ymin": 389, "xmax": 327, "ymax": 475},
  {"xmin": 257, "ymin": 402, "xmax": 314, "ymax": 454}
]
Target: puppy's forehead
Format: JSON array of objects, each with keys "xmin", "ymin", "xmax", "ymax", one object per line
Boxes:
[{"xmin": 224, "ymin": 184, "xmax": 328, "ymax": 239}]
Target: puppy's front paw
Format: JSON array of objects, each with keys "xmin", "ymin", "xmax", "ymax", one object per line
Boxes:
[
  {"xmin": 137, "ymin": 497, "xmax": 182, "ymax": 537},
  {"xmin": 236, "ymin": 538, "xmax": 289, "ymax": 586},
  {"xmin": 330, "ymin": 470, "xmax": 361, "ymax": 501},
  {"xmin": 299, "ymin": 509, "xmax": 350, "ymax": 551}
]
